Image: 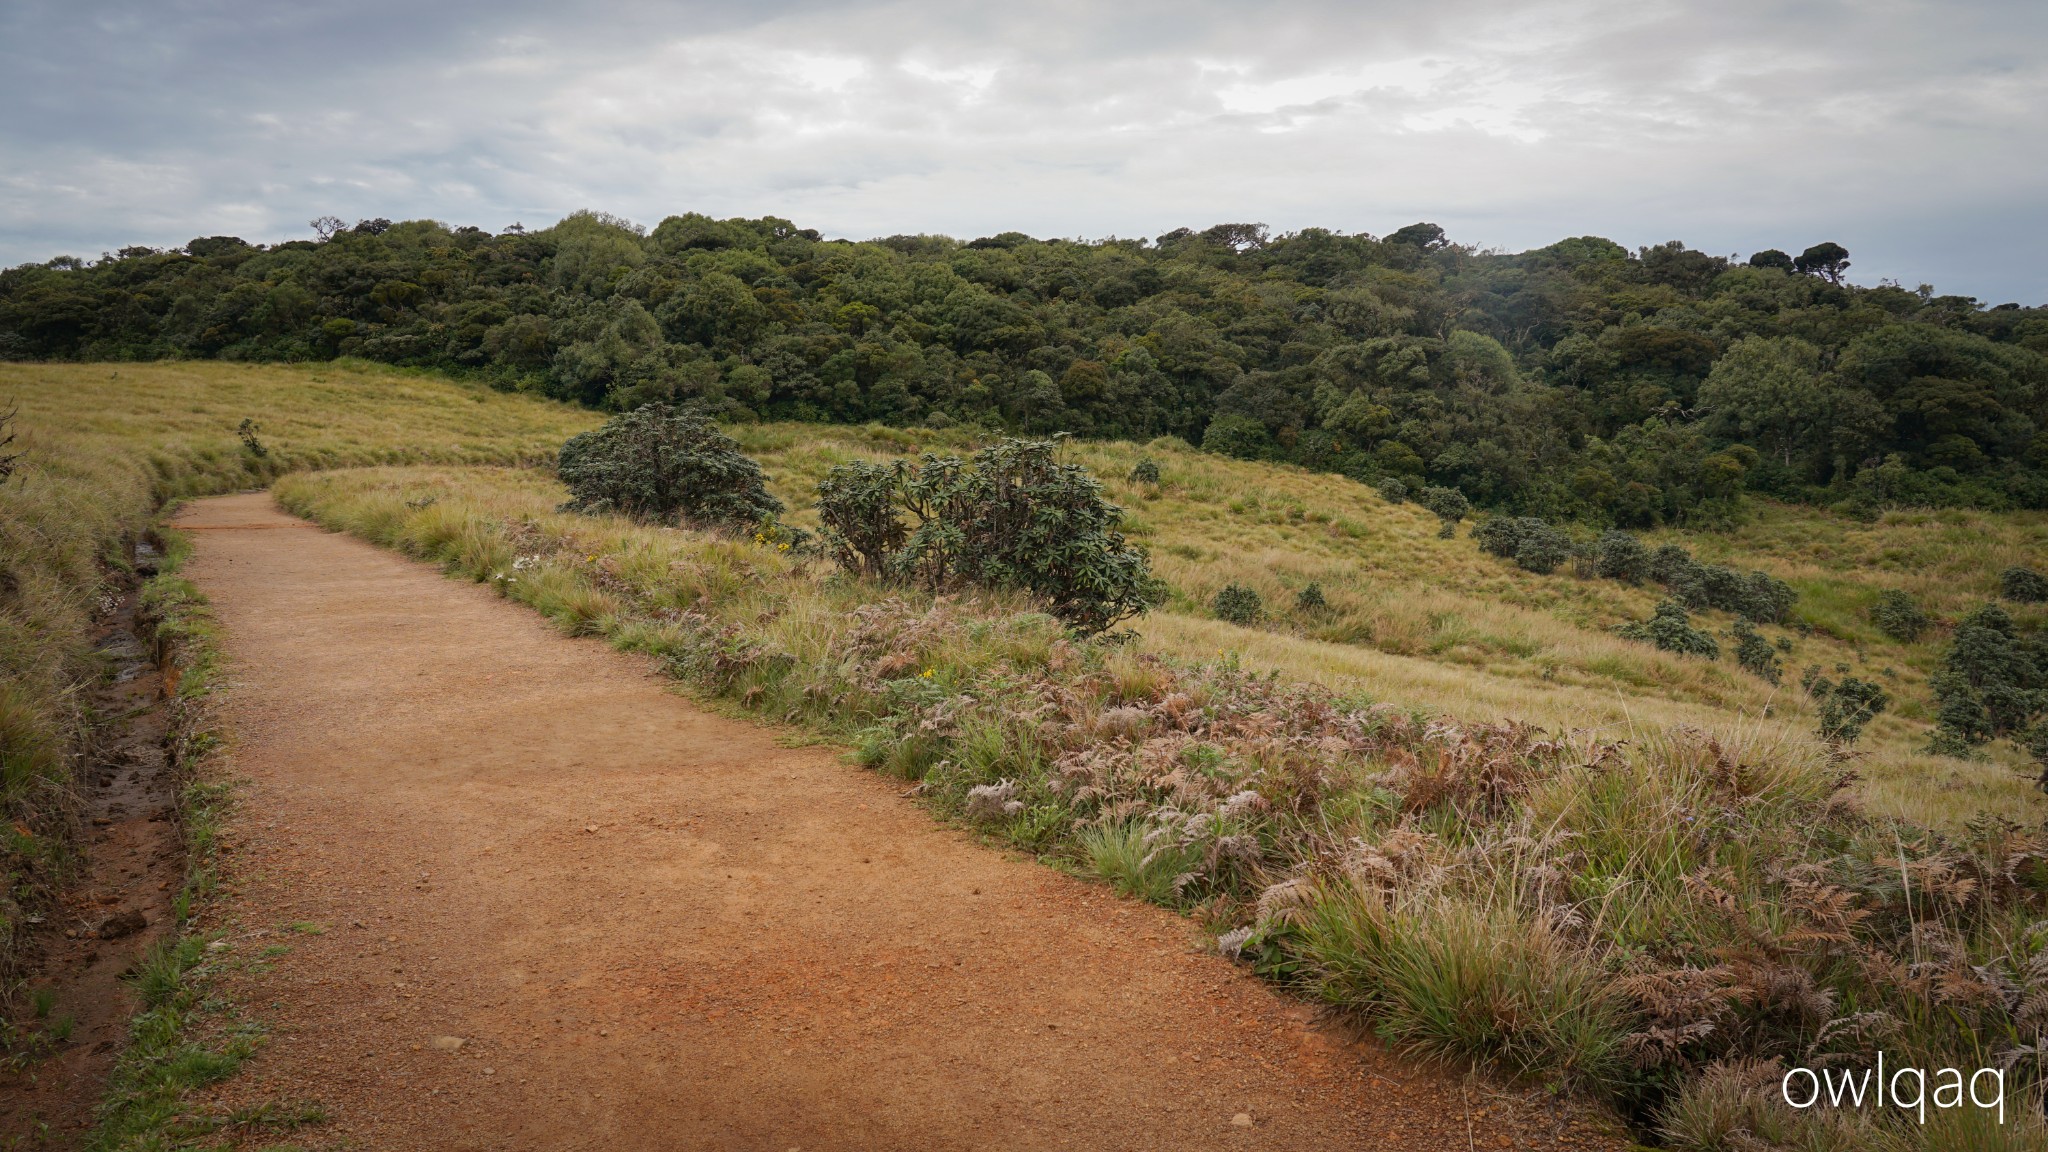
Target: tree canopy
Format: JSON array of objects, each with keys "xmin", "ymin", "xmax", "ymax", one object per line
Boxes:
[{"xmin": 5, "ymin": 212, "xmax": 2045, "ymax": 523}]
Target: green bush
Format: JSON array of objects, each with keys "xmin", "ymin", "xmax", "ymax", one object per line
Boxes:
[
  {"xmin": 557, "ymin": 403, "xmax": 782, "ymax": 529},
  {"xmin": 1802, "ymin": 666, "xmax": 1890, "ymax": 747},
  {"xmin": 814, "ymin": 436, "xmax": 1161, "ymax": 634},
  {"xmin": 1618, "ymin": 601, "xmax": 1720, "ymax": 659},
  {"xmin": 1731, "ymin": 618, "xmax": 1781, "ymax": 684},
  {"xmin": 815, "ymin": 460, "xmax": 904, "ymax": 582},
  {"xmin": 1648, "ymin": 543, "xmax": 1693, "ymax": 584},
  {"xmin": 1376, "ymin": 477, "xmax": 1408, "ymax": 504},
  {"xmin": 1594, "ymin": 530, "xmax": 1651, "ymax": 583},
  {"xmin": 1926, "ymin": 603, "xmax": 2044, "ymax": 751},
  {"xmin": 1127, "ymin": 457, "xmax": 1161, "ymax": 485},
  {"xmin": 1416, "ymin": 486, "xmax": 1469, "ymax": 538},
  {"xmin": 1212, "ymin": 583, "xmax": 1263, "ymax": 625},
  {"xmin": 1639, "ymin": 541, "xmax": 1797, "ymax": 623},
  {"xmin": 1472, "ymin": 516, "xmax": 1574, "ymax": 574},
  {"xmin": 1870, "ymin": 589, "xmax": 1930, "ymax": 641},
  {"xmin": 1294, "ymin": 582, "xmax": 1327, "ymax": 614},
  {"xmin": 2024, "ymin": 720, "xmax": 2048, "ymax": 785},
  {"xmin": 2003, "ymin": 566, "xmax": 2048, "ymax": 603}
]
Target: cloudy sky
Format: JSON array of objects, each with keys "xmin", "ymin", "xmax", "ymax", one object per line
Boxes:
[{"xmin": 2, "ymin": 1, "xmax": 2043, "ymax": 301}]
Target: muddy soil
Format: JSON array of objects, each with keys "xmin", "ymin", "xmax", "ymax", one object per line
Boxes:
[
  {"xmin": 164, "ymin": 492, "xmax": 1622, "ymax": 1151},
  {"xmin": 0, "ymin": 542, "xmax": 185, "ymax": 1145}
]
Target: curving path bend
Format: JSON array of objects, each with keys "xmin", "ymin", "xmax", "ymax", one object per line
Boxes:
[{"xmin": 173, "ymin": 491, "xmax": 1619, "ymax": 1151}]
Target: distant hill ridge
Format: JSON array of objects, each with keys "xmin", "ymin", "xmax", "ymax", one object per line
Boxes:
[{"xmin": 4, "ymin": 211, "xmax": 2044, "ymax": 522}]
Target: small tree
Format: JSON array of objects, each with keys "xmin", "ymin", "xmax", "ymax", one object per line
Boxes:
[
  {"xmin": 1793, "ymin": 242, "xmax": 1851, "ymax": 285},
  {"xmin": 1595, "ymin": 530, "xmax": 1651, "ymax": 584},
  {"xmin": 237, "ymin": 417, "xmax": 266, "ymax": 457},
  {"xmin": 1377, "ymin": 477, "xmax": 1409, "ymax": 504},
  {"xmin": 1128, "ymin": 457, "xmax": 1162, "ymax": 485},
  {"xmin": 1213, "ymin": 583, "xmax": 1263, "ymax": 625},
  {"xmin": 558, "ymin": 403, "xmax": 783, "ymax": 529},
  {"xmin": 1925, "ymin": 603, "xmax": 2044, "ymax": 753},
  {"xmin": 2002, "ymin": 567, "xmax": 2048, "ymax": 604},
  {"xmin": 1804, "ymin": 667, "xmax": 1889, "ymax": 748},
  {"xmin": 1618, "ymin": 601, "xmax": 1720, "ymax": 659},
  {"xmin": 814, "ymin": 436, "xmax": 1161, "ymax": 635},
  {"xmin": 1294, "ymin": 583, "xmax": 1327, "ymax": 614},
  {"xmin": 1416, "ymin": 486, "xmax": 1469, "ymax": 539},
  {"xmin": 1473, "ymin": 516, "xmax": 1572, "ymax": 573},
  {"xmin": 1732, "ymin": 618, "xmax": 1781, "ymax": 684},
  {"xmin": 1649, "ymin": 543, "xmax": 1695, "ymax": 585},
  {"xmin": 1515, "ymin": 522, "xmax": 1573, "ymax": 575},
  {"xmin": 816, "ymin": 460, "xmax": 904, "ymax": 582},
  {"xmin": 1870, "ymin": 590, "xmax": 1929, "ymax": 642}
]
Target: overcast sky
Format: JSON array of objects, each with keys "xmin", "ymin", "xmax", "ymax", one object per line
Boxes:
[{"xmin": 2, "ymin": 1, "xmax": 2043, "ymax": 302}]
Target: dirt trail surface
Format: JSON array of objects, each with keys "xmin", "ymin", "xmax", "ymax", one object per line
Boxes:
[{"xmin": 172, "ymin": 491, "xmax": 1620, "ymax": 1151}]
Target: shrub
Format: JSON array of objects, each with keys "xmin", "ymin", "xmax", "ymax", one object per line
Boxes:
[
  {"xmin": 1640, "ymin": 542, "xmax": 1797, "ymax": 623},
  {"xmin": 814, "ymin": 436, "xmax": 1161, "ymax": 634},
  {"xmin": 1594, "ymin": 530, "xmax": 1651, "ymax": 583},
  {"xmin": 1802, "ymin": 666, "xmax": 1889, "ymax": 747},
  {"xmin": 1472, "ymin": 516, "xmax": 1522, "ymax": 558},
  {"xmin": 2025, "ymin": 720, "xmax": 2048, "ymax": 786},
  {"xmin": 235, "ymin": 416, "xmax": 267, "ymax": 457},
  {"xmin": 0, "ymin": 400, "xmax": 19, "ymax": 482},
  {"xmin": 816, "ymin": 460, "xmax": 904, "ymax": 581},
  {"xmin": 1870, "ymin": 589, "xmax": 1929, "ymax": 641},
  {"xmin": 1294, "ymin": 583, "xmax": 1327, "ymax": 614},
  {"xmin": 1415, "ymin": 486, "xmax": 1469, "ymax": 539},
  {"xmin": 1377, "ymin": 477, "xmax": 1408, "ymax": 504},
  {"xmin": 2003, "ymin": 566, "xmax": 2048, "ymax": 603},
  {"xmin": 1648, "ymin": 543, "xmax": 1695, "ymax": 585},
  {"xmin": 1514, "ymin": 523, "xmax": 1574, "ymax": 575},
  {"xmin": 1213, "ymin": 583, "xmax": 1263, "ymax": 625},
  {"xmin": 1472, "ymin": 516, "xmax": 1573, "ymax": 574},
  {"xmin": 558, "ymin": 403, "xmax": 782, "ymax": 529},
  {"xmin": 1926, "ymin": 603, "xmax": 2045, "ymax": 751},
  {"xmin": 1127, "ymin": 457, "xmax": 1162, "ymax": 485},
  {"xmin": 1617, "ymin": 601, "xmax": 1720, "ymax": 659},
  {"xmin": 1731, "ymin": 618, "xmax": 1781, "ymax": 684}
]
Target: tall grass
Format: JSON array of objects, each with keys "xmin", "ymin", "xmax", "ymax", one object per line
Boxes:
[
  {"xmin": 278, "ymin": 464, "xmax": 2048, "ymax": 1150},
  {"xmin": 724, "ymin": 425, "xmax": 2044, "ymax": 829}
]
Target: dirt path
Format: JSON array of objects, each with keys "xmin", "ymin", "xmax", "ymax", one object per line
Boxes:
[{"xmin": 171, "ymin": 492, "xmax": 1618, "ymax": 1151}]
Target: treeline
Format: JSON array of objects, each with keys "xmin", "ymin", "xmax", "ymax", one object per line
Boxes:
[{"xmin": 4, "ymin": 211, "xmax": 2046, "ymax": 524}]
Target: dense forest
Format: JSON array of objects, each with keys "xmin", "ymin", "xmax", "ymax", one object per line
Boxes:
[{"xmin": 4, "ymin": 212, "xmax": 2045, "ymax": 525}]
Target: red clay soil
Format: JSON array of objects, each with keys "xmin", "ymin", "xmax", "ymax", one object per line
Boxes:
[{"xmin": 170, "ymin": 491, "xmax": 1627, "ymax": 1151}]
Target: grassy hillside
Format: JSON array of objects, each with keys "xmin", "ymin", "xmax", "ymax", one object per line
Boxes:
[
  {"xmin": 0, "ymin": 359, "xmax": 594, "ymax": 974},
  {"xmin": 713, "ymin": 424, "xmax": 2045, "ymax": 830}
]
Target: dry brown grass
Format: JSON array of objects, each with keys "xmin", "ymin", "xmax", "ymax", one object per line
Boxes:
[{"xmin": 725, "ymin": 426, "xmax": 2045, "ymax": 830}]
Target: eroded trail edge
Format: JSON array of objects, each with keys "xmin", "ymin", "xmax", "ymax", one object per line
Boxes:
[{"xmin": 175, "ymin": 491, "xmax": 1613, "ymax": 1151}]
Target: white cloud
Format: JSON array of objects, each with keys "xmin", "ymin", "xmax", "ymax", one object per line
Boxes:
[{"xmin": 0, "ymin": 0, "xmax": 2043, "ymax": 299}]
